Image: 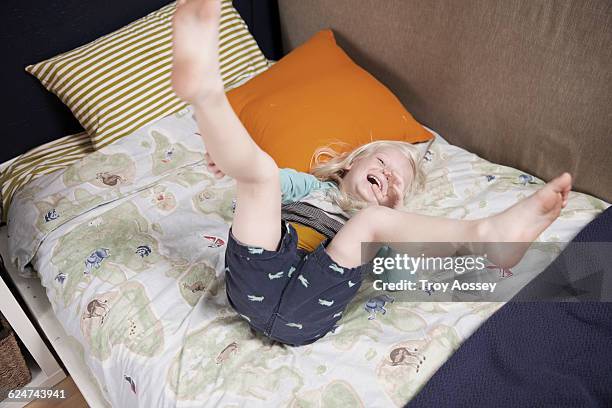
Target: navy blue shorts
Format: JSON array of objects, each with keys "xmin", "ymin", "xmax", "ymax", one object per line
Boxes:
[{"xmin": 224, "ymin": 222, "xmax": 365, "ymax": 346}]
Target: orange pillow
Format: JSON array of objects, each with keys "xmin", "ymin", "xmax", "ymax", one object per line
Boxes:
[{"xmin": 227, "ymin": 29, "xmax": 433, "ymax": 172}]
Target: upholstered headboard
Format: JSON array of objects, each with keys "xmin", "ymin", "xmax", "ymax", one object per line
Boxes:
[
  {"xmin": 278, "ymin": 0, "xmax": 612, "ymax": 202},
  {"xmin": 4, "ymin": 1, "xmax": 610, "ymax": 201},
  {"xmin": 2, "ymin": 0, "xmax": 281, "ymax": 163}
]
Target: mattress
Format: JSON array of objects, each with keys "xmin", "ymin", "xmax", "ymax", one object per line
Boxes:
[{"xmin": 6, "ymin": 107, "xmax": 609, "ymax": 407}]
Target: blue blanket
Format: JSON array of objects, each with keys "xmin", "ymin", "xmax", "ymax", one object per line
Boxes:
[{"xmin": 407, "ymin": 207, "xmax": 612, "ymax": 407}]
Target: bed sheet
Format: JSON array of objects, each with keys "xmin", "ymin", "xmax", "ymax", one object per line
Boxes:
[{"xmin": 7, "ymin": 107, "xmax": 609, "ymax": 407}]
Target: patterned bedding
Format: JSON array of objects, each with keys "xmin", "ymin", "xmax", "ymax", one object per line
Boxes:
[
  {"xmin": 7, "ymin": 107, "xmax": 608, "ymax": 407},
  {"xmin": 0, "ymin": 131, "xmax": 93, "ymax": 223}
]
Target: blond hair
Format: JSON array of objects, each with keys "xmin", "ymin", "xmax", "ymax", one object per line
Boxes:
[{"xmin": 309, "ymin": 140, "xmax": 427, "ymax": 214}]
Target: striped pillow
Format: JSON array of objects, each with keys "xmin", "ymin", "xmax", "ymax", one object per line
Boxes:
[
  {"xmin": 0, "ymin": 132, "xmax": 94, "ymax": 223},
  {"xmin": 26, "ymin": 0, "xmax": 268, "ymax": 150}
]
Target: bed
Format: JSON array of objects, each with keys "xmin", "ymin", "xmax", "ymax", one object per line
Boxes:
[{"xmin": 2, "ymin": 1, "xmax": 611, "ymax": 407}]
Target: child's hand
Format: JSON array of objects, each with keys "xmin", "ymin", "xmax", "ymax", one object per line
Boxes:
[
  {"xmin": 385, "ymin": 173, "xmax": 405, "ymax": 209},
  {"xmin": 205, "ymin": 152, "xmax": 225, "ymax": 179},
  {"xmin": 372, "ymin": 171, "xmax": 404, "ymax": 209}
]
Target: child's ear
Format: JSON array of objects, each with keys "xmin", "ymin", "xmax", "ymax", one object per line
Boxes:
[
  {"xmin": 344, "ymin": 156, "xmax": 353, "ymax": 171},
  {"xmin": 338, "ymin": 165, "xmax": 350, "ymax": 179}
]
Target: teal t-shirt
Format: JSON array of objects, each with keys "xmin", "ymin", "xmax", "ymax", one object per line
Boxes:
[{"xmin": 279, "ymin": 168, "xmax": 336, "ymax": 204}]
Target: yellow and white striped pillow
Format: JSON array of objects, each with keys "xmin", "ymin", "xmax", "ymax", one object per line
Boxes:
[
  {"xmin": 0, "ymin": 132, "xmax": 94, "ymax": 223},
  {"xmin": 26, "ymin": 0, "xmax": 268, "ymax": 150}
]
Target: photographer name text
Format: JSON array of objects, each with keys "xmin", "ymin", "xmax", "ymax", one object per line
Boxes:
[{"xmin": 373, "ymin": 279, "xmax": 497, "ymax": 293}]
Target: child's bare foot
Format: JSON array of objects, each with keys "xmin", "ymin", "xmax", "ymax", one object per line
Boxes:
[
  {"xmin": 171, "ymin": 0, "xmax": 224, "ymax": 103},
  {"xmin": 479, "ymin": 173, "xmax": 572, "ymax": 267}
]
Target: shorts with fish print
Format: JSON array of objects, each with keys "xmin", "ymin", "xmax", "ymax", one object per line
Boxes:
[{"xmin": 224, "ymin": 221, "xmax": 365, "ymax": 346}]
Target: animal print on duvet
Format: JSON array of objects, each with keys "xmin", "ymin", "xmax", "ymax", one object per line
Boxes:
[{"xmin": 8, "ymin": 107, "xmax": 608, "ymax": 407}]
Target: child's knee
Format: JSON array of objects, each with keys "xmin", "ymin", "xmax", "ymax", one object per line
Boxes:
[
  {"xmin": 338, "ymin": 206, "xmax": 387, "ymax": 240},
  {"xmin": 352, "ymin": 205, "xmax": 396, "ymax": 241},
  {"xmin": 360, "ymin": 205, "xmax": 394, "ymax": 219},
  {"xmin": 358, "ymin": 204, "xmax": 393, "ymax": 221},
  {"xmin": 238, "ymin": 152, "xmax": 279, "ymax": 185},
  {"xmin": 259, "ymin": 153, "xmax": 280, "ymax": 182}
]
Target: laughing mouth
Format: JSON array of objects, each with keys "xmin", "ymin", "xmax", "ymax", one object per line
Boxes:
[{"xmin": 367, "ymin": 174, "xmax": 383, "ymax": 191}]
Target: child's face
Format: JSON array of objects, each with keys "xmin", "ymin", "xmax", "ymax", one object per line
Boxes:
[{"xmin": 340, "ymin": 146, "xmax": 413, "ymax": 207}]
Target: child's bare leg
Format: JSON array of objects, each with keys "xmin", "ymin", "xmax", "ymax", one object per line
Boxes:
[
  {"xmin": 327, "ymin": 173, "xmax": 572, "ymax": 269},
  {"xmin": 171, "ymin": 0, "xmax": 281, "ymax": 250}
]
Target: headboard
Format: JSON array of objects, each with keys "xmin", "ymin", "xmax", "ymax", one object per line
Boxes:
[
  {"xmin": 278, "ymin": 0, "xmax": 612, "ymax": 202},
  {"xmin": 4, "ymin": 1, "xmax": 610, "ymax": 202},
  {"xmin": 1, "ymin": 0, "xmax": 282, "ymax": 163}
]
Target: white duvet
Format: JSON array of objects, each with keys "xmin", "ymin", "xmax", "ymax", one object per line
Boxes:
[{"xmin": 7, "ymin": 107, "xmax": 608, "ymax": 407}]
